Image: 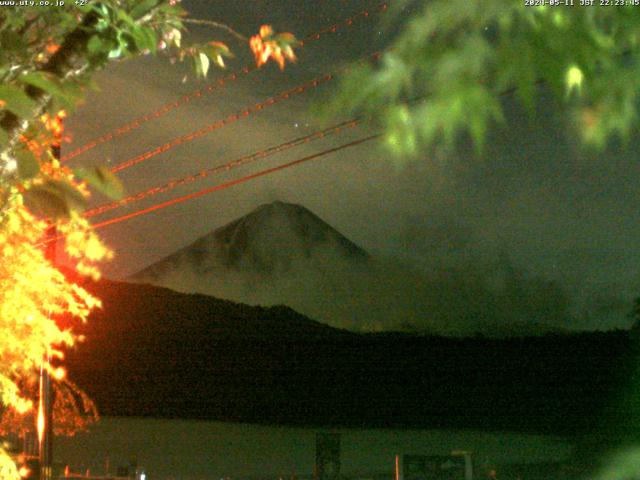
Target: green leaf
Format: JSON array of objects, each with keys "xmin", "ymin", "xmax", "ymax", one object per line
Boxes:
[
  {"xmin": 0, "ymin": 85, "xmax": 37, "ymax": 119},
  {"xmin": 74, "ymin": 166, "xmax": 124, "ymax": 200},
  {"xmin": 24, "ymin": 180, "xmax": 87, "ymax": 219},
  {"xmin": 87, "ymin": 35, "xmax": 107, "ymax": 56},
  {"xmin": 130, "ymin": 25, "xmax": 157, "ymax": 52},
  {"xmin": 170, "ymin": 28, "xmax": 181, "ymax": 48},
  {"xmin": 314, "ymin": 63, "xmax": 377, "ymax": 122},
  {"xmin": 52, "ymin": 179, "xmax": 87, "ymax": 210},
  {"xmin": 116, "ymin": 9, "xmax": 136, "ymax": 27},
  {"xmin": 116, "ymin": 30, "xmax": 134, "ymax": 54},
  {"xmin": 156, "ymin": 2, "xmax": 185, "ymax": 22},
  {"xmin": 384, "ymin": 104, "xmax": 418, "ymax": 157},
  {"xmin": 274, "ymin": 32, "xmax": 298, "ymax": 44},
  {"xmin": 194, "ymin": 51, "xmax": 210, "ymax": 78},
  {"xmin": 129, "ymin": 0, "xmax": 160, "ymax": 20},
  {"xmin": 108, "ymin": 45, "xmax": 123, "ymax": 59},
  {"xmin": 15, "ymin": 148, "xmax": 40, "ymax": 180},
  {"xmin": 20, "ymin": 72, "xmax": 79, "ymax": 111},
  {"xmin": 20, "ymin": 72, "xmax": 60, "ymax": 95},
  {"xmin": 24, "ymin": 186, "xmax": 70, "ymax": 219},
  {"xmin": 91, "ymin": 3, "xmax": 112, "ymax": 32},
  {"xmin": 201, "ymin": 42, "xmax": 233, "ymax": 61}
]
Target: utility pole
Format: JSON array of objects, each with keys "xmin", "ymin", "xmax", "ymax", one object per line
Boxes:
[
  {"xmin": 38, "ymin": 119, "xmax": 62, "ymax": 480},
  {"xmin": 37, "ymin": 339, "xmax": 53, "ymax": 480},
  {"xmin": 39, "ymin": 232, "xmax": 56, "ymax": 480}
]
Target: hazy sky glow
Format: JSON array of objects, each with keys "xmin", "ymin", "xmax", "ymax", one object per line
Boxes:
[{"xmin": 63, "ymin": 0, "xmax": 640, "ymax": 334}]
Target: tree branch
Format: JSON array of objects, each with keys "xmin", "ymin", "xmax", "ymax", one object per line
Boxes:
[
  {"xmin": 0, "ymin": 10, "xmax": 99, "ymax": 159},
  {"xmin": 182, "ymin": 18, "xmax": 249, "ymax": 43}
]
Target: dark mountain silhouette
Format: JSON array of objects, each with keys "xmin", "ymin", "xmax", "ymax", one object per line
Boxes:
[
  {"xmin": 133, "ymin": 201, "xmax": 369, "ymax": 279},
  {"xmin": 63, "ymin": 277, "xmax": 638, "ymax": 437},
  {"xmin": 129, "ymin": 201, "xmax": 570, "ymax": 336}
]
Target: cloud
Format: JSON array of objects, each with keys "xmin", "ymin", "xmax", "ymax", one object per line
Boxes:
[{"xmin": 132, "ymin": 231, "xmax": 574, "ymax": 337}]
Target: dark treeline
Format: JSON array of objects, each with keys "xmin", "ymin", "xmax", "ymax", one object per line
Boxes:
[{"xmin": 64, "ymin": 278, "xmax": 640, "ymax": 439}]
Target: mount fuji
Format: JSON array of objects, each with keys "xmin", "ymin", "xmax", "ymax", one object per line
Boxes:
[
  {"xmin": 131, "ymin": 201, "xmax": 381, "ymax": 331},
  {"xmin": 131, "ymin": 201, "xmax": 570, "ymax": 336},
  {"xmin": 134, "ymin": 201, "xmax": 369, "ymax": 277}
]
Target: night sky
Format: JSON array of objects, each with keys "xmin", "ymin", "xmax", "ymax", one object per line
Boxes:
[{"xmin": 63, "ymin": 0, "xmax": 640, "ymax": 334}]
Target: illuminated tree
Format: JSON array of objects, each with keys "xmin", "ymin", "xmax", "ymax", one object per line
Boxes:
[
  {"xmin": 0, "ymin": 3, "xmax": 298, "ymax": 478},
  {"xmin": 324, "ymin": 2, "xmax": 640, "ymax": 158}
]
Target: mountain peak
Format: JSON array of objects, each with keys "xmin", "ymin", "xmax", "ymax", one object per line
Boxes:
[
  {"xmin": 215, "ymin": 201, "xmax": 367, "ymax": 269},
  {"xmin": 133, "ymin": 201, "xmax": 368, "ymax": 279}
]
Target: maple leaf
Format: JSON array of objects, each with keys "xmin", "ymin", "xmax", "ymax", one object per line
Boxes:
[
  {"xmin": 250, "ymin": 24, "xmax": 299, "ymax": 70},
  {"xmin": 46, "ymin": 44, "xmax": 61, "ymax": 54}
]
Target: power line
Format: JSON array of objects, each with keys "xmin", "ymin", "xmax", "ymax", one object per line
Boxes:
[
  {"xmin": 85, "ymin": 119, "xmax": 361, "ymax": 218},
  {"xmin": 38, "ymin": 131, "xmax": 379, "ymax": 248},
  {"xmin": 109, "ymin": 73, "xmax": 334, "ymax": 173},
  {"xmin": 90, "ymin": 133, "xmax": 380, "ymax": 232},
  {"xmin": 108, "ymin": 50, "xmax": 381, "ymax": 174},
  {"xmin": 60, "ymin": 2, "xmax": 389, "ymax": 163}
]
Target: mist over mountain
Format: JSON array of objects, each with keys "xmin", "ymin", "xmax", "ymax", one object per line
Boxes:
[
  {"xmin": 134, "ymin": 201, "xmax": 368, "ymax": 276},
  {"xmin": 131, "ymin": 201, "xmax": 578, "ymax": 336}
]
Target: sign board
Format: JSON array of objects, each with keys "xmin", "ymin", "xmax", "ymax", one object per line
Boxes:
[{"xmin": 397, "ymin": 453, "xmax": 471, "ymax": 480}]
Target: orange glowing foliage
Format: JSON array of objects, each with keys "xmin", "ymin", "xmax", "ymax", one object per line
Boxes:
[
  {"xmin": 0, "ymin": 110, "xmax": 109, "ymax": 448},
  {"xmin": 43, "ymin": 36, "xmax": 61, "ymax": 56},
  {"xmin": 0, "ymin": 202, "xmax": 107, "ymax": 406},
  {"xmin": 0, "ymin": 376, "xmax": 97, "ymax": 438},
  {"xmin": 39, "ymin": 110, "xmax": 67, "ymax": 147},
  {"xmin": 45, "ymin": 44, "xmax": 61, "ymax": 55},
  {"xmin": 18, "ymin": 135, "xmax": 43, "ymax": 159},
  {"xmin": 250, "ymin": 25, "xmax": 298, "ymax": 70},
  {"xmin": 19, "ymin": 110, "xmax": 69, "ymax": 159},
  {"xmin": 2, "ymin": 125, "xmax": 101, "ymax": 480}
]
